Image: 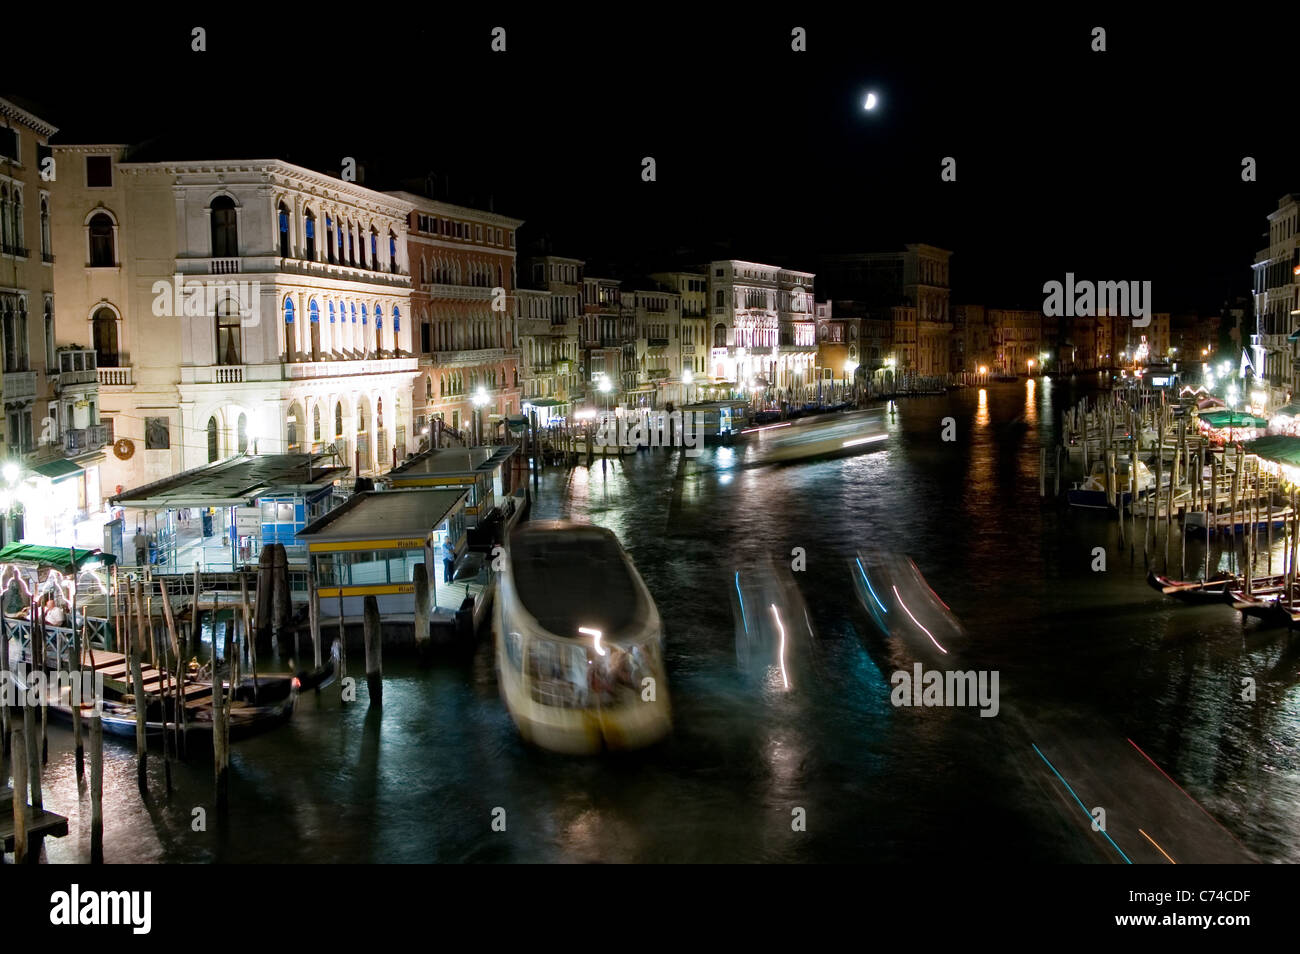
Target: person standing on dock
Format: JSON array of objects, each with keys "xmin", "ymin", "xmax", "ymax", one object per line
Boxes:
[
  {"xmin": 442, "ymin": 540, "xmax": 456, "ymax": 584},
  {"xmin": 133, "ymin": 526, "xmax": 148, "ymax": 568}
]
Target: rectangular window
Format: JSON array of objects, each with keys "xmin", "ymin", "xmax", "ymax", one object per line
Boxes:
[
  {"xmin": 0, "ymin": 128, "xmax": 17, "ymax": 161},
  {"xmin": 86, "ymin": 155, "xmax": 113, "ymax": 188},
  {"xmin": 145, "ymin": 416, "xmax": 170, "ymax": 449}
]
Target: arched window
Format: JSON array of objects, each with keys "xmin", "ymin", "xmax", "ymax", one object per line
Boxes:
[
  {"xmin": 325, "ymin": 215, "xmax": 335, "ymax": 264},
  {"xmin": 334, "ymin": 402, "xmax": 343, "ymax": 438},
  {"xmin": 44, "ymin": 299, "xmax": 55, "ymax": 369},
  {"xmin": 388, "ymin": 231, "xmax": 398, "ymax": 274},
  {"xmin": 419, "ymin": 258, "xmax": 427, "ymax": 283},
  {"xmin": 40, "ymin": 196, "xmax": 51, "ymax": 259},
  {"xmin": 89, "ymin": 213, "xmax": 115, "ymax": 267},
  {"xmin": 304, "ymin": 209, "xmax": 316, "ymax": 260},
  {"xmin": 237, "ymin": 413, "xmax": 248, "ymax": 454},
  {"xmin": 93, "ymin": 307, "xmax": 119, "ymax": 367},
  {"xmin": 210, "ymin": 196, "xmax": 238, "ymax": 257},
  {"xmin": 425, "ymin": 376, "xmax": 433, "ymax": 402},
  {"xmin": 309, "ymin": 298, "xmax": 320, "ymax": 358},
  {"xmin": 287, "ymin": 402, "xmax": 302, "ymax": 452},
  {"xmin": 347, "ymin": 223, "xmax": 355, "ymax": 265},
  {"xmin": 207, "ymin": 416, "xmax": 219, "ymax": 462},
  {"xmin": 283, "ymin": 295, "xmax": 296, "ymax": 358},
  {"xmin": 369, "ymin": 228, "xmax": 378, "ymax": 269},
  {"xmin": 713, "ymin": 323, "xmax": 727, "ymax": 348},
  {"xmin": 392, "ymin": 306, "xmax": 401, "ymax": 347},
  {"xmin": 313, "ymin": 405, "xmax": 321, "ymax": 442},
  {"xmin": 375, "ymin": 306, "xmax": 384, "ymax": 353},
  {"xmin": 278, "ymin": 203, "xmax": 290, "ymax": 257},
  {"xmin": 377, "ymin": 397, "xmax": 383, "ymax": 430},
  {"xmin": 216, "ymin": 298, "xmax": 241, "ymax": 365},
  {"xmin": 357, "ymin": 401, "xmax": 367, "ymax": 432}
]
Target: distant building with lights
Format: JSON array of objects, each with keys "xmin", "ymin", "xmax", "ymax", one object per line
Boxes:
[
  {"xmin": 390, "ymin": 192, "xmax": 522, "ymax": 446},
  {"xmin": 707, "ymin": 260, "xmax": 817, "ymax": 404},
  {"xmin": 1251, "ymin": 194, "xmax": 1300, "ymax": 410}
]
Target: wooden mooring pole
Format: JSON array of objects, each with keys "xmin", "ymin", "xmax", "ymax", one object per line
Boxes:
[{"xmin": 363, "ymin": 595, "xmax": 382, "ymax": 708}]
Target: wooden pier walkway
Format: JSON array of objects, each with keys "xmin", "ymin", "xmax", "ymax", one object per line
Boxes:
[{"xmin": 1, "ymin": 786, "xmax": 69, "ymax": 853}]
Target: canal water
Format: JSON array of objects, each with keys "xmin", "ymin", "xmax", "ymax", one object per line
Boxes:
[{"xmin": 27, "ymin": 379, "xmax": 1300, "ymax": 862}]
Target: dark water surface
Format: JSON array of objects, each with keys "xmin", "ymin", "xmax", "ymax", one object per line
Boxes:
[{"xmin": 29, "ymin": 380, "xmax": 1300, "ymax": 862}]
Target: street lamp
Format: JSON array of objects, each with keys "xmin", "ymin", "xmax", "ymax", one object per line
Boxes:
[{"xmin": 1027, "ymin": 358, "xmax": 1035, "ymax": 375}]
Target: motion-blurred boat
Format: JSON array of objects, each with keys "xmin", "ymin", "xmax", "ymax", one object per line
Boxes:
[
  {"xmin": 494, "ymin": 521, "xmax": 671, "ymax": 754},
  {"xmin": 730, "ymin": 559, "xmax": 814, "ymax": 691},
  {"xmin": 753, "ymin": 411, "xmax": 888, "ymax": 464},
  {"xmin": 851, "ymin": 551, "xmax": 966, "ymax": 663}
]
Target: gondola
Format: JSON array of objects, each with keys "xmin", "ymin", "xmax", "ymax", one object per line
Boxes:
[
  {"xmin": 15, "ymin": 640, "xmax": 338, "ymax": 746},
  {"xmin": 1145, "ymin": 569, "xmax": 1236, "ymax": 603}
]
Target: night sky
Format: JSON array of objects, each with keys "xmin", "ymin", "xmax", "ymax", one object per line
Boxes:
[{"xmin": 4, "ymin": 12, "xmax": 1293, "ymax": 312}]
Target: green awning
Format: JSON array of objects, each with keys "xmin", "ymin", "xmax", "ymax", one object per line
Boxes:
[
  {"xmin": 1244, "ymin": 436, "xmax": 1300, "ymax": 466},
  {"xmin": 1199, "ymin": 411, "xmax": 1268, "ymax": 429},
  {"xmin": 1289, "ymin": 330, "xmax": 1300, "ymax": 343},
  {"xmin": 30, "ymin": 459, "xmax": 83, "ymax": 483},
  {"xmin": 0, "ymin": 543, "xmax": 115, "ymax": 572}
]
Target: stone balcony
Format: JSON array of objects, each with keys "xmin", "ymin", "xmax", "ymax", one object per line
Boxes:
[
  {"xmin": 97, "ymin": 366, "xmax": 133, "ymax": 386},
  {"xmin": 55, "ymin": 349, "xmax": 99, "ymax": 391},
  {"xmin": 176, "ymin": 255, "xmax": 411, "ymax": 289},
  {"xmin": 424, "ymin": 348, "xmax": 507, "ymax": 368},
  {"xmin": 180, "ymin": 356, "xmax": 419, "ymax": 386},
  {"xmin": 63, "ymin": 423, "xmax": 109, "ymax": 456}
]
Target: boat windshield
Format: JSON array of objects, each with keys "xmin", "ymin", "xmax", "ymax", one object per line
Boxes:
[{"xmin": 510, "ymin": 526, "xmax": 643, "ymax": 639}]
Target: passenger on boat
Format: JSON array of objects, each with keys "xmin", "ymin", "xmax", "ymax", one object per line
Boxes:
[
  {"xmin": 44, "ymin": 598, "xmax": 66, "ymax": 627},
  {"xmin": 2, "ymin": 578, "xmax": 25, "ymax": 617}
]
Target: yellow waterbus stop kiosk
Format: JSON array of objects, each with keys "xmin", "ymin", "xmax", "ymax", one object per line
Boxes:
[{"xmin": 296, "ymin": 487, "xmax": 473, "ymax": 621}]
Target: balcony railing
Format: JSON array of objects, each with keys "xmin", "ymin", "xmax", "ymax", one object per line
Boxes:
[
  {"xmin": 647, "ymin": 338, "xmax": 669, "ymax": 348},
  {"xmin": 97, "ymin": 366, "xmax": 133, "ymax": 386},
  {"xmin": 1, "ymin": 242, "xmax": 28, "ymax": 257},
  {"xmin": 210, "ymin": 258, "xmax": 240, "ymax": 274},
  {"xmin": 64, "ymin": 424, "xmax": 109, "ymax": 456},
  {"xmin": 42, "ymin": 251, "xmax": 54, "ymax": 264},
  {"xmin": 283, "ymin": 356, "xmax": 418, "ymax": 380},
  {"xmin": 56, "ymin": 349, "xmax": 98, "ymax": 389},
  {"xmin": 425, "ymin": 348, "xmax": 505, "ymax": 367}
]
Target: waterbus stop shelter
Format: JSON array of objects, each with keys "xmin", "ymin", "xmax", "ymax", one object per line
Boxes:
[
  {"xmin": 296, "ymin": 487, "xmax": 479, "ymax": 619},
  {"xmin": 110, "ymin": 454, "xmax": 349, "ymax": 573},
  {"xmin": 384, "ymin": 445, "xmax": 517, "ymax": 527}
]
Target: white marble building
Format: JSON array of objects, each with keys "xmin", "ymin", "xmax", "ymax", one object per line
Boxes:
[{"xmin": 51, "ymin": 151, "xmax": 417, "ymax": 492}]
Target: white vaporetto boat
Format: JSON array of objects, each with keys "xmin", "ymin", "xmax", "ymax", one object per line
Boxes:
[{"xmin": 494, "ymin": 521, "xmax": 671, "ymax": 754}]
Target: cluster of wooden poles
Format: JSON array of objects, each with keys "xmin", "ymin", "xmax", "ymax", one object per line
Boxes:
[{"xmin": 1053, "ymin": 391, "xmax": 1300, "ymax": 589}]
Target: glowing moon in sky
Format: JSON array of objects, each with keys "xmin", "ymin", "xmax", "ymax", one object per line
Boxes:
[{"xmin": 863, "ymin": 92, "xmax": 878, "ymax": 110}]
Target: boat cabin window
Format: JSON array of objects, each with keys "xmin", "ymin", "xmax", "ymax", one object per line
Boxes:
[{"xmin": 526, "ymin": 637, "xmax": 589, "ymax": 709}]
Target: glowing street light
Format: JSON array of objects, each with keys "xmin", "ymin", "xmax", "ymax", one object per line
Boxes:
[
  {"xmin": 977, "ymin": 365, "xmax": 988, "ymax": 376},
  {"xmin": 863, "ymin": 92, "xmax": 878, "ymax": 111},
  {"xmin": 2, "ymin": 462, "xmax": 19, "ymax": 485}
]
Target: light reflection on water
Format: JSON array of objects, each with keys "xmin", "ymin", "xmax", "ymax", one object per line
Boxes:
[{"xmin": 19, "ymin": 382, "xmax": 1300, "ymax": 863}]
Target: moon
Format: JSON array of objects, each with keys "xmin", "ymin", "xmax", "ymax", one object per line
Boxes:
[{"xmin": 863, "ymin": 92, "xmax": 878, "ymax": 111}]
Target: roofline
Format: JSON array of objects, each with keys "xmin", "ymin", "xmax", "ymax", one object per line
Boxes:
[
  {"xmin": 77, "ymin": 156, "xmax": 418, "ymax": 215},
  {"xmin": 385, "ymin": 190, "xmax": 524, "ymax": 229},
  {"xmin": 296, "ymin": 487, "xmax": 468, "ymax": 542},
  {"xmin": 0, "ymin": 97, "xmax": 58, "ymax": 137}
]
